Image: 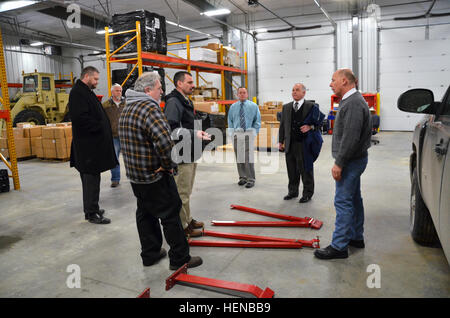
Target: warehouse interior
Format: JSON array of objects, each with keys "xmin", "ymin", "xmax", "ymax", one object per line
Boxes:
[{"xmin": 0, "ymin": 0, "xmax": 449, "ymax": 299}]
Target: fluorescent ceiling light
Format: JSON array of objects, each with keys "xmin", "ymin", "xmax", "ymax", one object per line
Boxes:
[
  {"xmin": 166, "ymin": 20, "xmax": 212, "ymax": 37},
  {"xmin": 96, "ymin": 29, "xmax": 112, "ymax": 35},
  {"xmin": 0, "ymin": 0, "xmax": 37, "ymax": 13},
  {"xmin": 201, "ymin": 8, "xmax": 231, "ymax": 17},
  {"xmin": 30, "ymin": 41, "xmax": 43, "ymax": 46}
]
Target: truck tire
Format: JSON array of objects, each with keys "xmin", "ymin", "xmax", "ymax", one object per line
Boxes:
[
  {"xmin": 410, "ymin": 169, "xmax": 441, "ymax": 247},
  {"xmin": 13, "ymin": 109, "xmax": 45, "ymax": 126}
]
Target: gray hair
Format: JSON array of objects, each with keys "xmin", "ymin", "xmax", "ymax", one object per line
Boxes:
[
  {"xmin": 111, "ymin": 83, "xmax": 122, "ymax": 92},
  {"xmin": 134, "ymin": 72, "xmax": 161, "ymax": 92}
]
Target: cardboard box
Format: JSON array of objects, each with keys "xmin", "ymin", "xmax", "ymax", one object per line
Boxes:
[
  {"xmin": 14, "ymin": 138, "xmax": 31, "ymax": 158},
  {"xmin": 31, "ymin": 137, "xmax": 43, "ymax": 156},
  {"xmin": 0, "ymin": 138, "xmax": 7, "ymax": 149},
  {"xmin": 24, "ymin": 125, "xmax": 45, "ymax": 138},
  {"xmin": 202, "ymin": 43, "xmax": 221, "ymax": 51},
  {"xmin": 42, "ymin": 127, "xmax": 55, "ymax": 139},
  {"xmin": 261, "ymin": 114, "xmax": 277, "ymax": 122},
  {"xmin": 16, "ymin": 122, "xmax": 34, "ymax": 129},
  {"xmin": 256, "ymin": 122, "xmax": 280, "ymax": 148},
  {"xmin": 43, "ymin": 146, "xmax": 57, "ymax": 159},
  {"xmin": 53, "ymin": 127, "xmax": 66, "ymax": 139},
  {"xmin": 193, "ymin": 101, "xmax": 220, "ymax": 114},
  {"xmin": 2, "ymin": 128, "xmax": 24, "ymax": 139}
]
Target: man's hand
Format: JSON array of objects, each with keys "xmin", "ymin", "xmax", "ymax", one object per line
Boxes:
[
  {"xmin": 155, "ymin": 167, "xmax": 174, "ymax": 174},
  {"xmin": 196, "ymin": 130, "xmax": 212, "ymax": 141},
  {"xmin": 331, "ymin": 164, "xmax": 342, "ymax": 181},
  {"xmin": 300, "ymin": 125, "xmax": 313, "ymax": 133},
  {"xmin": 278, "ymin": 142, "xmax": 285, "ymax": 151}
]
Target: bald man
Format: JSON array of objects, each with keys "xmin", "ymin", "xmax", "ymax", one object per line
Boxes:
[
  {"xmin": 314, "ymin": 69, "xmax": 372, "ymax": 260},
  {"xmin": 278, "ymin": 83, "xmax": 316, "ymax": 203}
]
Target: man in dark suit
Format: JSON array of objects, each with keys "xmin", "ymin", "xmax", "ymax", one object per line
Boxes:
[
  {"xmin": 69, "ymin": 66, "xmax": 118, "ymax": 224},
  {"xmin": 278, "ymin": 83, "xmax": 316, "ymax": 203}
]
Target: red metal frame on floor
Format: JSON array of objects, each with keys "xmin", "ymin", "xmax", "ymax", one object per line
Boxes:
[
  {"xmin": 137, "ymin": 288, "xmax": 150, "ymax": 298},
  {"xmin": 210, "ymin": 205, "xmax": 323, "ymax": 229},
  {"xmin": 166, "ymin": 264, "xmax": 274, "ymax": 298},
  {"xmin": 196, "ymin": 229, "xmax": 320, "ymax": 248}
]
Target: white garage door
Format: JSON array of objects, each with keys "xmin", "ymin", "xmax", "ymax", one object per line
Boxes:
[
  {"xmin": 379, "ymin": 24, "xmax": 450, "ymax": 131},
  {"xmin": 257, "ymin": 34, "xmax": 335, "ymax": 113}
]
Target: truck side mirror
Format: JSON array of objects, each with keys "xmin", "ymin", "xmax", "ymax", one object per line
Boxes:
[{"xmin": 397, "ymin": 88, "xmax": 436, "ymax": 114}]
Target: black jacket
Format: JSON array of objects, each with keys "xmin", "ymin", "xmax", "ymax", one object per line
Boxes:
[
  {"xmin": 68, "ymin": 79, "xmax": 118, "ymax": 174},
  {"xmin": 164, "ymin": 89, "xmax": 204, "ymax": 163},
  {"xmin": 278, "ymin": 100, "xmax": 314, "ymax": 153}
]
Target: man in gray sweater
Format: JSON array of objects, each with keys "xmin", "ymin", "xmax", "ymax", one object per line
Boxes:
[{"xmin": 315, "ymin": 69, "xmax": 372, "ymax": 260}]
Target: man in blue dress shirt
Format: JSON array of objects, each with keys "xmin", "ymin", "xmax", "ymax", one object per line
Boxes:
[{"xmin": 227, "ymin": 87, "xmax": 261, "ymax": 188}]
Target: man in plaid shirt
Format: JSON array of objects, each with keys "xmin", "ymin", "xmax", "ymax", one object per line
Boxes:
[{"xmin": 119, "ymin": 72, "xmax": 202, "ymax": 270}]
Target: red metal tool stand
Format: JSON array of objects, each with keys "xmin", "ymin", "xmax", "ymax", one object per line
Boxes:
[
  {"xmin": 189, "ymin": 239, "xmax": 303, "ymax": 248},
  {"xmin": 137, "ymin": 288, "xmax": 150, "ymax": 298},
  {"xmin": 166, "ymin": 264, "xmax": 275, "ymax": 298},
  {"xmin": 200, "ymin": 229, "xmax": 320, "ymax": 248},
  {"xmin": 219, "ymin": 204, "xmax": 324, "ymax": 229}
]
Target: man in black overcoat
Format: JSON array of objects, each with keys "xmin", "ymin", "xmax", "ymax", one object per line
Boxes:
[{"xmin": 69, "ymin": 66, "xmax": 118, "ymax": 224}]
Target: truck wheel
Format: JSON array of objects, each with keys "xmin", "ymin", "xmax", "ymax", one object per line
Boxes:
[
  {"xmin": 410, "ymin": 169, "xmax": 441, "ymax": 247},
  {"xmin": 13, "ymin": 109, "xmax": 45, "ymax": 126}
]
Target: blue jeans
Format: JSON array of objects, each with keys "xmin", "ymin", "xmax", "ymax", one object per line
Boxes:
[
  {"xmin": 111, "ymin": 137, "xmax": 121, "ymax": 182},
  {"xmin": 331, "ymin": 156, "xmax": 368, "ymax": 251}
]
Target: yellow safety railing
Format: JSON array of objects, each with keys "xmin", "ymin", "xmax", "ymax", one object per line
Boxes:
[
  {"xmin": 167, "ymin": 35, "xmax": 191, "ymax": 73},
  {"xmin": 105, "ymin": 21, "xmax": 143, "ymax": 97},
  {"xmin": 0, "ymin": 27, "xmax": 20, "ymax": 190},
  {"xmin": 104, "ymin": 21, "xmax": 248, "ymax": 102}
]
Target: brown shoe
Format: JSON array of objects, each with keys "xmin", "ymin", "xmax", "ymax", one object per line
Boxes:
[
  {"xmin": 111, "ymin": 181, "xmax": 119, "ymax": 188},
  {"xmin": 169, "ymin": 256, "xmax": 203, "ymax": 270},
  {"xmin": 184, "ymin": 225, "xmax": 202, "ymax": 238},
  {"xmin": 190, "ymin": 219, "xmax": 204, "ymax": 229}
]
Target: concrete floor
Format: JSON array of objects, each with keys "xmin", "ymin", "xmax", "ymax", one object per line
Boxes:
[{"xmin": 0, "ymin": 131, "xmax": 449, "ymax": 298}]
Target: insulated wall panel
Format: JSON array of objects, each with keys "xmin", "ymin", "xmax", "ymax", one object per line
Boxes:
[
  {"xmin": 257, "ymin": 34, "xmax": 334, "ymax": 113},
  {"xmin": 379, "ymin": 25, "xmax": 450, "ymax": 130}
]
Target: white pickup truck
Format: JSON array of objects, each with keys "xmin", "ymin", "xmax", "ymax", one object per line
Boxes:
[{"xmin": 397, "ymin": 87, "xmax": 450, "ymax": 265}]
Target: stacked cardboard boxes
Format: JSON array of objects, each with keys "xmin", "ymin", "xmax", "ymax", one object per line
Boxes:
[
  {"xmin": 0, "ymin": 127, "xmax": 32, "ymax": 159},
  {"xmin": 0, "ymin": 123, "xmax": 72, "ymax": 160},
  {"xmin": 201, "ymin": 43, "xmax": 240, "ymax": 67},
  {"xmin": 193, "ymin": 101, "xmax": 220, "ymax": 114},
  {"xmin": 40, "ymin": 126, "xmax": 72, "ymax": 160},
  {"xmin": 255, "ymin": 101, "xmax": 283, "ymax": 148}
]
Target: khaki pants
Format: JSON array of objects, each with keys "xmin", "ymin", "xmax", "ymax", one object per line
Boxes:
[{"xmin": 174, "ymin": 162, "xmax": 197, "ymax": 229}]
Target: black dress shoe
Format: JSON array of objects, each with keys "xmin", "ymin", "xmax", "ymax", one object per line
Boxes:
[
  {"xmin": 349, "ymin": 240, "xmax": 365, "ymax": 248},
  {"xmin": 143, "ymin": 248, "xmax": 167, "ymax": 266},
  {"xmin": 283, "ymin": 194, "xmax": 298, "ymax": 200},
  {"xmin": 87, "ymin": 213, "xmax": 111, "ymax": 224},
  {"xmin": 238, "ymin": 179, "xmax": 247, "ymax": 186},
  {"xmin": 299, "ymin": 196, "xmax": 312, "ymax": 203},
  {"xmin": 85, "ymin": 209, "xmax": 105, "ymax": 220},
  {"xmin": 245, "ymin": 182, "xmax": 254, "ymax": 188},
  {"xmin": 314, "ymin": 245, "xmax": 348, "ymax": 260}
]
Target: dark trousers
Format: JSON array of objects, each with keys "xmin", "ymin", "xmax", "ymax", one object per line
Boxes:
[
  {"xmin": 130, "ymin": 174, "xmax": 190, "ymax": 267},
  {"xmin": 285, "ymin": 141, "xmax": 314, "ymax": 197},
  {"xmin": 80, "ymin": 172, "xmax": 101, "ymax": 215}
]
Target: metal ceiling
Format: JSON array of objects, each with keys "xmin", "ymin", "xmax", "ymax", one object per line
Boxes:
[{"xmin": 0, "ymin": 0, "xmax": 448, "ymax": 51}]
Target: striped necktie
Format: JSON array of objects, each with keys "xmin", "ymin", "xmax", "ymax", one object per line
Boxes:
[
  {"xmin": 240, "ymin": 101, "xmax": 246, "ymax": 130},
  {"xmin": 294, "ymin": 101, "xmax": 299, "ymax": 112}
]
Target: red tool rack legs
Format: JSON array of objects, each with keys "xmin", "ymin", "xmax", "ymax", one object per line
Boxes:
[{"xmin": 166, "ymin": 264, "xmax": 275, "ymax": 298}]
